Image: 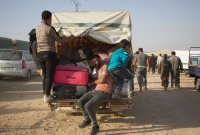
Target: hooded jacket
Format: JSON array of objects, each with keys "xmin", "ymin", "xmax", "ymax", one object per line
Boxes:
[{"xmin": 108, "ymin": 48, "xmax": 130, "ymax": 71}]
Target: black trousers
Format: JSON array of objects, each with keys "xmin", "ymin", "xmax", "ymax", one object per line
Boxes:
[
  {"xmin": 37, "ymin": 51, "xmax": 58, "ymax": 95},
  {"xmin": 171, "ymin": 72, "xmax": 180, "ymax": 88}
]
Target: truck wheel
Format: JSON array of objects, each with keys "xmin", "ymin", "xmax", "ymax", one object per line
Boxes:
[{"xmin": 196, "ymin": 79, "xmax": 200, "ymax": 91}]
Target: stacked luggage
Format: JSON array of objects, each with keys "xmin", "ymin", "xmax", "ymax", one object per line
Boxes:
[
  {"xmin": 52, "ymin": 65, "xmax": 89, "ymax": 99},
  {"xmin": 52, "ymin": 36, "xmax": 94, "ymax": 99},
  {"xmin": 52, "ymin": 34, "xmax": 131, "ymax": 99}
]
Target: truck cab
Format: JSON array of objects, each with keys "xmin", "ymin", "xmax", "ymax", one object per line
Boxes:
[{"xmin": 188, "ymin": 47, "xmax": 200, "ymax": 90}]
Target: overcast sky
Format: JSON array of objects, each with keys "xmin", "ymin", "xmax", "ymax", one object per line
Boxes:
[{"xmin": 0, "ymin": 0, "xmax": 200, "ymax": 52}]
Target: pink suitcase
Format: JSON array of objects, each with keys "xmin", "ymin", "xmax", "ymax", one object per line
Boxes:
[{"xmin": 53, "ymin": 65, "xmax": 89, "ymax": 85}]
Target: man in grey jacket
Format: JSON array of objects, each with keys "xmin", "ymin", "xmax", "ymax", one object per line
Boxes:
[
  {"xmin": 36, "ymin": 10, "xmax": 74, "ymax": 102},
  {"xmin": 168, "ymin": 51, "xmax": 183, "ymax": 89}
]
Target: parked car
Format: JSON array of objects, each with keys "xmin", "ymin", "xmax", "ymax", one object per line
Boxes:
[{"xmin": 0, "ymin": 49, "xmax": 38, "ymax": 80}]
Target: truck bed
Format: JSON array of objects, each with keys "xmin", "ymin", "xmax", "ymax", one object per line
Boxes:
[{"xmin": 49, "ymin": 98, "xmax": 134, "ymax": 113}]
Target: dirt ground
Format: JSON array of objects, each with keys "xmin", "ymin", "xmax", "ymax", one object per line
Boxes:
[{"xmin": 0, "ymin": 72, "xmax": 200, "ymax": 135}]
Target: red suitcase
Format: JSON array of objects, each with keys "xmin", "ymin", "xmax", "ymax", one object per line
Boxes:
[{"xmin": 53, "ymin": 65, "xmax": 89, "ymax": 85}]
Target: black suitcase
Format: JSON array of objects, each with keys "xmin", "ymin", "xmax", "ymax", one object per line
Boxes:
[
  {"xmin": 70, "ymin": 46, "xmax": 93, "ymax": 62},
  {"xmin": 52, "ymin": 84, "xmax": 88, "ymax": 99}
]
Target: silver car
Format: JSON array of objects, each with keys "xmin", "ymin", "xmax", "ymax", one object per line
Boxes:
[{"xmin": 0, "ymin": 49, "xmax": 38, "ymax": 80}]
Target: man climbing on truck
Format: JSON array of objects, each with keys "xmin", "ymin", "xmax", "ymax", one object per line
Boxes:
[{"xmin": 108, "ymin": 39, "xmax": 135, "ymax": 99}]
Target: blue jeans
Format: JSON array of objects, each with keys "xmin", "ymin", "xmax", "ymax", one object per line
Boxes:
[
  {"xmin": 109, "ymin": 67, "xmax": 134, "ymax": 95},
  {"xmin": 136, "ymin": 67, "xmax": 147, "ymax": 88},
  {"xmin": 78, "ymin": 90, "xmax": 110, "ymax": 126}
]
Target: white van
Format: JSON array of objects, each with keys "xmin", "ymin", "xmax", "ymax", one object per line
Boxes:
[{"xmin": 0, "ymin": 49, "xmax": 37, "ymax": 80}]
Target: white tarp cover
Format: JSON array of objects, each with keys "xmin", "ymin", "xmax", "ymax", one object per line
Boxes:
[{"xmin": 51, "ymin": 10, "xmax": 132, "ymax": 44}]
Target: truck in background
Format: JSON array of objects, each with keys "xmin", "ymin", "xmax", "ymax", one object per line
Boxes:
[
  {"xmin": 174, "ymin": 50, "xmax": 189, "ymax": 76},
  {"xmin": 188, "ymin": 47, "xmax": 200, "ymax": 90},
  {"xmin": 188, "ymin": 47, "xmax": 200, "ymax": 77},
  {"xmin": 12, "ymin": 39, "xmax": 29, "ymax": 51},
  {"xmin": 0, "ymin": 37, "xmax": 13, "ymax": 49},
  {"xmin": 174, "ymin": 49, "xmax": 200, "ymax": 76},
  {"xmin": 0, "ymin": 37, "xmax": 29, "ymax": 51},
  {"xmin": 194, "ymin": 56, "xmax": 200, "ymax": 90}
]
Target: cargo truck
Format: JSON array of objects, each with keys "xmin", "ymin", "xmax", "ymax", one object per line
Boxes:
[
  {"xmin": 188, "ymin": 47, "xmax": 200, "ymax": 90},
  {"xmin": 49, "ymin": 10, "xmax": 135, "ymax": 114}
]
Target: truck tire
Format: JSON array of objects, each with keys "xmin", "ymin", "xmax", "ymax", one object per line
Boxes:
[{"xmin": 196, "ymin": 78, "xmax": 200, "ymax": 91}]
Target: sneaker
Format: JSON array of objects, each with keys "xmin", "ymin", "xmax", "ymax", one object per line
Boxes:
[
  {"xmin": 139, "ymin": 85, "xmax": 142, "ymax": 92},
  {"xmin": 173, "ymin": 86, "xmax": 178, "ymax": 90},
  {"xmin": 43, "ymin": 95, "xmax": 54, "ymax": 102},
  {"xmin": 78, "ymin": 120, "xmax": 91, "ymax": 128},
  {"xmin": 90, "ymin": 125, "xmax": 99, "ymax": 135},
  {"xmin": 128, "ymin": 91, "xmax": 137, "ymax": 98},
  {"xmin": 175, "ymin": 86, "xmax": 179, "ymax": 89},
  {"xmin": 111, "ymin": 94, "xmax": 121, "ymax": 99}
]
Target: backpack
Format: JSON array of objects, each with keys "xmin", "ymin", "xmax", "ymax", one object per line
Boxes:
[
  {"xmin": 28, "ymin": 29, "xmax": 41, "ymax": 69},
  {"xmin": 28, "ymin": 29, "xmax": 37, "ymax": 54}
]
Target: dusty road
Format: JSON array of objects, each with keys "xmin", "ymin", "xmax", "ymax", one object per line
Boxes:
[{"xmin": 0, "ymin": 73, "xmax": 200, "ymax": 135}]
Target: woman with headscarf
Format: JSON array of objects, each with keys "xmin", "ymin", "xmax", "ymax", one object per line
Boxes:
[{"xmin": 158, "ymin": 54, "xmax": 172, "ymax": 90}]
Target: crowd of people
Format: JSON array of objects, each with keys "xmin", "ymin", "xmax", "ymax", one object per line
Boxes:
[
  {"xmin": 132, "ymin": 49, "xmax": 183, "ymax": 91},
  {"xmin": 29, "ymin": 10, "xmax": 184, "ymax": 135}
]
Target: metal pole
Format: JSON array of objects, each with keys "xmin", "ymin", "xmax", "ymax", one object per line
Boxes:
[{"xmin": 70, "ymin": 0, "xmax": 81, "ymax": 12}]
